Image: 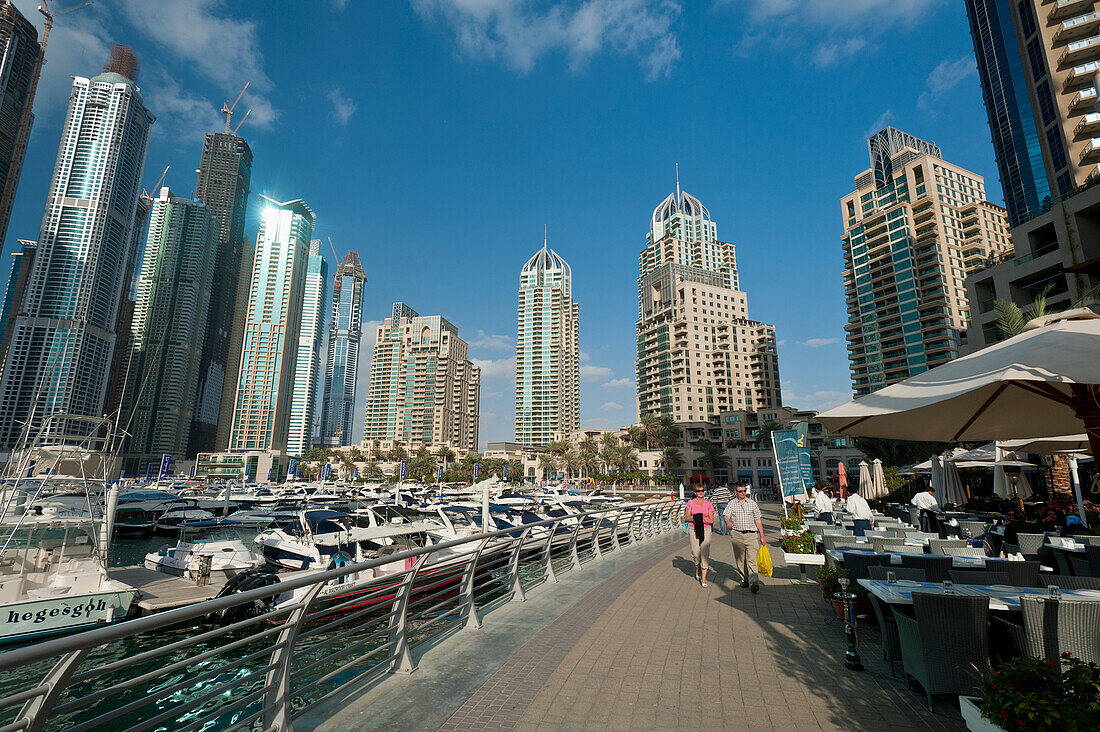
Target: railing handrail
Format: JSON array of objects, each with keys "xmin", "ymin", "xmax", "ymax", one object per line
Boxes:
[{"xmin": 0, "ymin": 498, "xmax": 679, "ymax": 672}]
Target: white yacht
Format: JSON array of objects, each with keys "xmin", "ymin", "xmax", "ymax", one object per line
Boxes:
[{"xmin": 145, "ymin": 531, "xmax": 264, "ymax": 580}]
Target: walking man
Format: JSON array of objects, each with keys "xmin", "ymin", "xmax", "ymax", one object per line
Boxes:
[{"xmin": 724, "ymin": 483, "xmax": 767, "ymax": 593}]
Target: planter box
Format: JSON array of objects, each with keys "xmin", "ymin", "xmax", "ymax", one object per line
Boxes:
[
  {"xmin": 781, "ymin": 551, "xmax": 824, "ymax": 581},
  {"xmin": 959, "ymin": 696, "xmax": 1005, "ymax": 732}
]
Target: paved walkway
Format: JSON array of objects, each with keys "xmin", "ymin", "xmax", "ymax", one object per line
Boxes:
[{"xmin": 302, "ymin": 504, "xmax": 967, "ymax": 731}]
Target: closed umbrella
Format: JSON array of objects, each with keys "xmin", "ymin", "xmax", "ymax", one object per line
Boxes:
[
  {"xmin": 931, "ymin": 455, "xmax": 945, "ymax": 507},
  {"xmin": 818, "ymin": 310, "xmax": 1100, "ymax": 459},
  {"xmin": 993, "ymin": 443, "xmax": 1010, "ymax": 498},
  {"xmin": 858, "ymin": 460, "xmax": 872, "ymax": 499},
  {"xmin": 943, "ymin": 456, "xmax": 966, "ymax": 506},
  {"xmin": 870, "ymin": 458, "xmax": 888, "ymax": 501},
  {"xmin": 837, "ymin": 462, "xmax": 848, "ymax": 500}
]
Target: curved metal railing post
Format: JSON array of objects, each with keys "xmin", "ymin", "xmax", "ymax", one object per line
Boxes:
[
  {"xmin": 15, "ymin": 648, "xmax": 89, "ymax": 732},
  {"xmin": 461, "ymin": 537, "xmax": 491, "ymax": 630},
  {"xmin": 507, "ymin": 527, "xmax": 533, "ymax": 602},
  {"xmin": 567, "ymin": 513, "xmax": 584, "ymax": 570},
  {"xmin": 388, "ymin": 552, "xmax": 431, "ymax": 674},
  {"xmin": 263, "ymin": 582, "xmax": 326, "ymax": 731},
  {"xmin": 610, "ymin": 508, "xmax": 624, "ymax": 551},
  {"xmin": 589, "ymin": 510, "xmax": 605, "ymax": 560},
  {"xmin": 543, "ymin": 519, "xmax": 563, "ymax": 584},
  {"xmin": 625, "ymin": 505, "xmax": 638, "ymax": 545},
  {"xmin": 657, "ymin": 502, "xmax": 672, "ymax": 533}
]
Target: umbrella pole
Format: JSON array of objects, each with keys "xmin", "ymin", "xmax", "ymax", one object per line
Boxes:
[{"xmin": 1069, "ymin": 456, "xmax": 1088, "ymax": 528}]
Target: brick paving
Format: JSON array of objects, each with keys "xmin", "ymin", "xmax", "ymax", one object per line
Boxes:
[{"xmin": 452, "ymin": 504, "xmax": 967, "ymax": 732}]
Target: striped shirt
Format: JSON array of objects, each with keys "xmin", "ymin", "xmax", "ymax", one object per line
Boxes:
[
  {"xmin": 723, "ymin": 497, "xmax": 762, "ymax": 531},
  {"xmin": 711, "ymin": 486, "xmax": 733, "ymax": 504}
]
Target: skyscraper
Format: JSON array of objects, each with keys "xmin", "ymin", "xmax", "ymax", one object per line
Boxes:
[
  {"xmin": 120, "ymin": 188, "xmax": 217, "ymax": 471},
  {"xmin": 635, "ymin": 181, "xmax": 780, "ymax": 422},
  {"xmin": 514, "ymin": 237, "xmax": 579, "ymax": 447},
  {"xmin": 0, "ymin": 238, "xmax": 35, "ymax": 368},
  {"xmin": 286, "ymin": 240, "xmax": 327, "ymax": 456},
  {"xmin": 841, "ymin": 127, "xmax": 1012, "ymax": 395},
  {"xmin": 0, "ymin": 2, "xmax": 40, "ymax": 249},
  {"xmin": 319, "ymin": 250, "xmax": 366, "ymax": 448},
  {"xmin": 363, "ymin": 303, "xmax": 480, "ymax": 453},
  {"xmin": 226, "ymin": 198, "xmax": 314, "ymax": 452},
  {"xmin": 0, "ymin": 49, "xmax": 154, "ymax": 450},
  {"xmin": 190, "ymin": 131, "xmax": 252, "ymax": 455}
]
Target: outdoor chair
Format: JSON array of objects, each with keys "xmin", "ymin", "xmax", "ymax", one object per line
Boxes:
[
  {"xmin": 872, "ymin": 538, "xmax": 909, "ymax": 554},
  {"xmin": 1012, "ymin": 596, "xmax": 1100, "ymax": 664},
  {"xmin": 956, "ymin": 520, "xmax": 989, "ymax": 539},
  {"xmin": 908, "ymin": 506, "xmax": 920, "ymax": 526},
  {"xmin": 884, "ymin": 528, "xmax": 907, "ymax": 538},
  {"xmin": 1080, "ymin": 536, "xmax": 1100, "ymax": 547},
  {"xmin": 929, "ymin": 539, "xmax": 968, "ymax": 556},
  {"xmin": 984, "ymin": 559, "xmax": 1040, "ymax": 587},
  {"xmin": 948, "ymin": 570, "xmax": 1010, "ymax": 585},
  {"xmin": 941, "ymin": 546, "xmax": 987, "ymax": 558},
  {"xmin": 1052, "ymin": 550, "xmax": 1074, "ymax": 576},
  {"xmin": 899, "ymin": 555, "xmax": 953, "ymax": 583},
  {"xmin": 864, "ymin": 530, "xmax": 888, "ymax": 540},
  {"xmin": 1087, "ymin": 546, "xmax": 1100, "ymax": 576},
  {"xmin": 823, "ymin": 535, "xmax": 860, "ymax": 551},
  {"xmin": 894, "ymin": 593, "xmax": 991, "ymax": 711},
  {"xmin": 1040, "ymin": 574, "xmax": 1100, "ymax": 590},
  {"xmin": 842, "ymin": 551, "xmax": 892, "ymax": 581},
  {"xmin": 1001, "ymin": 542, "xmax": 1019, "ymax": 557},
  {"xmin": 868, "ymin": 566, "xmax": 926, "ymax": 582},
  {"xmin": 1016, "ymin": 533, "xmax": 1048, "ymax": 558},
  {"xmin": 1069, "ymin": 555, "xmax": 1093, "ymax": 577},
  {"xmin": 867, "ymin": 591, "xmax": 903, "ymax": 676}
]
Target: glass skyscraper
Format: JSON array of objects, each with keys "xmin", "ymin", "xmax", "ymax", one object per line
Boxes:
[
  {"xmin": 287, "ymin": 240, "xmax": 327, "ymax": 456},
  {"xmin": 0, "ymin": 52, "xmax": 154, "ymax": 450},
  {"xmin": 319, "ymin": 250, "xmax": 366, "ymax": 448},
  {"xmin": 514, "ymin": 238, "xmax": 580, "ymax": 447},
  {"xmin": 0, "ymin": 2, "xmax": 40, "ymax": 250}
]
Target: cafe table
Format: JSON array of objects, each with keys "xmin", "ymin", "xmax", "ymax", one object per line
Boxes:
[{"xmin": 857, "ymin": 579, "xmax": 1100, "ymax": 611}]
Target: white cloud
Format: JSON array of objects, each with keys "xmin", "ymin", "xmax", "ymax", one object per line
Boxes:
[
  {"xmin": 144, "ymin": 73, "xmax": 225, "ymax": 145},
  {"xmin": 580, "ymin": 365, "xmax": 613, "ymax": 381},
  {"xmin": 799, "ymin": 337, "xmax": 840, "ymax": 348},
  {"xmin": 119, "ymin": 0, "xmax": 277, "ymax": 128},
  {"xmin": 811, "ymin": 36, "xmax": 865, "ymax": 68},
  {"xmin": 469, "ymin": 330, "xmax": 514, "ymax": 350},
  {"xmin": 782, "ymin": 388, "xmax": 851, "ymax": 413},
  {"xmin": 327, "ymin": 88, "xmax": 358, "ymax": 125},
  {"xmin": 472, "ymin": 356, "xmax": 516, "ymax": 379},
  {"xmin": 863, "ymin": 109, "xmax": 895, "ymax": 139},
  {"xmin": 602, "ymin": 377, "xmax": 633, "ymax": 389},
  {"xmin": 917, "ymin": 56, "xmax": 977, "ymax": 110},
  {"xmin": 580, "ymin": 351, "xmax": 591, "ymax": 362},
  {"xmin": 601, "ymin": 401, "xmax": 623, "ymax": 411},
  {"xmin": 411, "ymin": 0, "xmax": 682, "ymax": 80}
]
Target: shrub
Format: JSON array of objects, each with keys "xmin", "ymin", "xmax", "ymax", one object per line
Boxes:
[
  {"xmin": 976, "ymin": 654, "xmax": 1100, "ymax": 731},
  {"xmin": 779, "ymin": 531, "xmax": 815, "ymax": 555},
  {"xmin": 779, "ymin": 515, "xmax": 804, "ymax": 530}
]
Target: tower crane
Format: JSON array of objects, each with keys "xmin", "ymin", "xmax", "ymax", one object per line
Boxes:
[{"xmin": 221, "ymin": 82, "xmax": 251, "ymax": 135}]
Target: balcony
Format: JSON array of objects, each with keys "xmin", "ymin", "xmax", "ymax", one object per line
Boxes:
[
  {"xmin": 1060, "ymin": 34, "xmax": 1100, "ymax": 65},
  {"xmin": 1066, "ymin": 60, "xmax": 1100, "ymax": 91},
  {"xmin": 1049, "ymin": 0, "xmax": 1095, "ymax": 22},
  {"xmin": 1081, "ymin": 137, "xmax": 1100, "ymax": 162},
  {"xmin": 1054, "ymin": 11, "xmax": 1100, "ymax": 44},
  {"xmin": 1077, "ymin": 111, "xmax": 1100, "ymax": 137},
  {"xmin": 1071, "ymin": 86, "xmax": 1099, "ymax": 111}
]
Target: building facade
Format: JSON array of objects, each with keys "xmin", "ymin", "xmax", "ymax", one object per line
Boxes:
[
  {"xmin": 0, "ymin": 56, "xmax": 153, "ymax": 450},
  {"xmin": 514, "ymin": 239, "xmax": 580, "ymax": 447},
  {"xmin": 0, "ymin": 238, "xmax": 34, "ymax": 368},
  {"xmin": 319, "ymin": 250, "xmax": 366, "ymax": 448},
  {"xmin": 190, "ymin": 131, "xmax": 252, "ymax": 455},
  {"xmin": 287, "ymin": 240, "xmax": 327, "ymax": 456},
  {"xmin": 0, "ymin": 2, "xmax": 39, "ymax": 249},
  {"xmin": 966, "ymin": 0, "xmax": 1100, "ymax": 222},
  {"xmin": 363, "ymin": 302, "xmax": 480, "ymax": 453},
  {"xmin": 120, "ymin": 188, "xmax": 217, "ymax": 471},
  {"xmin": 226, "ymin": 198, "xmax": 314, "ymax": 452},
  {"xmin": 841, "ymin": 127, "xmax": 1012, "ymax": 396},
  {"xmin": 636, "ymin": 184, "xmax": 780, "ymax": 422}
]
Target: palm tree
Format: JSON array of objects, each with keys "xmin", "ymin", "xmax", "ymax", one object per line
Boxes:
[
  {"xmin": 624, "ymin": 425, "xmax": 646, "ymax": 449},
  {"xmin": 994, "ymin": 284, "xmax": 1057, "ymax": 339},
  {"xmin": 538, "ymin": 453, "xmax": 557, "ymax": 481},
  {"xmin": 563, "ymin": 452, "xmax": 581, "ymax": 480},
  {"xmin": 661, "ymin": 447, "xmax": 683, "ymax": 472},
  {"xmin": 612, "ymin": 445, "xmax": 638, "ymax": 473},
  {"xmin": 386, "ymin": 446, "xmax": 409, "ymax": 462},
  {"xmin": 579, "ymin": 436, "xmax": 598, "ymax": 456},
  {"xmin": 693, "ymin": 438, "xmax": 728, "ymax": 484},
  {"xmin": 599, "ymin": 433, "xmax": 619, "ymax": 450},
  {"xmin": 755, "ymin": 420, "xmax": 782, "ymax": 449},
  {"xmin": 599, "ymin": 445, "xmax": 617, "ymax": 473},
  {"xmin": 580, "ymin": 450, "xmax": 600, "ymax": 479},
  {"xmin": 435, "ymin": 446, "xmax": 456, "ymax": 475}
]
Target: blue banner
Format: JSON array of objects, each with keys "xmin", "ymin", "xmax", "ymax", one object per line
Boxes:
[
  {"xmin": 400, "ymin": 460, "xmax": 407, "ymax": 479},
  {"xmin": 473, "ymin": 463, "xmax": 479, "ymax": 481},
  {"xmin": 771, "ymin": 429, "xmax": 808, "ymax": 498},
  {"xmin": 158, "ymin": 454, "xmax": 171, "ymax": 479},
  {"xmin": 189, "ymin": 465, "xmax": 196, "ymax": 478},
  {"xmin": 438, "ymin": 465, "xmax": 444, "ymax": 482},
  {"xmin": 354, "ymin": 467, "xmax": 359, "ymax": 479},
  {"xmin": 287, "ymin": 459, "xmax": 297, "ymax": 479},
  {"xmin": 243, "ymin": 462, "xmax": 250, "ymax": 480},
  {"xmin": 503, "ymin": 465, "xmax": 508, "ymax": 480},
  {"xmin": 793, "ymin": 422, "xmax": 814, "ymax": 491},
  {"xmin": 321, "ymin": 463, "xmax": 330, "ymax": 480}
]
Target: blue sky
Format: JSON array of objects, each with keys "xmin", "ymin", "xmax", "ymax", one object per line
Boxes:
[{"xmin": 5, "ymin": 0, "xmax": 1004, "ymax": 448}]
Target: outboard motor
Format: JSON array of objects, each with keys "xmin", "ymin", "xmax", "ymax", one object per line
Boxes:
[{"xmin": 206, "ymin": 570, "xmax": 281, "ymax": 624}]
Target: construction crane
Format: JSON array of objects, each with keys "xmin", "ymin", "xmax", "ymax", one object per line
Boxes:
[
  {"xmin": 221, "ymin": 82, "xmax": 251, "ymax": 135},
  {"xmin": 38, "ymin": 0, "xmax": 94, "ymax": 47},
  {"xmin": 140, "ymin": 165, "xmax": 170, "ymax": 204}
]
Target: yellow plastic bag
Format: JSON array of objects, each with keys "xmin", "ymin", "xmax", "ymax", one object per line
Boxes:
[{"xmin": 756, "ymin": 545, "xmax": 773, "ymax": 577}]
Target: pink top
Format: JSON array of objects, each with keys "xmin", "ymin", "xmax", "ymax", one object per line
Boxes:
[{"xmin": 686, "ymin": 498, "xmax": 715, "ymax": 523}]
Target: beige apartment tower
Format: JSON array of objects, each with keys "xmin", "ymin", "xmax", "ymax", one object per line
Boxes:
[
  {"xmin": 635, "ymin": 182, "xmax": 781, "ymax": 422},
  {"xmin": 363, "ymin": 303, "xmax": 480, "ymax": 453},
  {"xmin": 841, "ymin": 127, "xmax": 1012, "ymax": 396}
]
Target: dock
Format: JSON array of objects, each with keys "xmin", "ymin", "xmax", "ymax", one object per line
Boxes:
[{"xmin": 107, "ymin": 566, "xmax": 223, "ymax": 613}]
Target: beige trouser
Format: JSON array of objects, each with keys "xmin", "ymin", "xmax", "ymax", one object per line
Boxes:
[
  {"xmin": 730, "ymin": 530, "xmax": 760, "ymax": 584},
  {"xmin": 688, "ymin": 525, "xmax": 712, "ymax": 572}
]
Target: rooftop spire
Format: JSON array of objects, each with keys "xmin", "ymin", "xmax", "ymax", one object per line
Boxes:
[
  {"xmin": 675, "ymin": 162, "xmax": 681, "ymax": 208},
  {"xmin": 543, "ymin": 224, "xmax": 547, "ymax": 250}
]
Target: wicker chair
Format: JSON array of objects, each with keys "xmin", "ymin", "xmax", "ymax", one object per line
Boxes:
[
  {"xmin": 1020, "ymin": 596, "xmax": 1100, "ymax": 664},
  {"xmin": 942, "ymin": 546, "xmax": 988, "ymax": 557},
  {"xmin": 1087, "ymin": 546, "xmax": 1100, "ymax": 576},
  {"xmin": 1051, "ymin": 549, "xmax": 1074, "ymax": 576},
  {"xmin": 899, "ymin": 555, "xmax": 953, "ymax": 583},
  {"xmin": 1080, "ymin": 536, "xmax": 1100, "ymax": 547},
  {"xmin": 1039, "ymin": 574, "xmax": 1100, "ymax": 590},
  {"xmin": 956, "ymin": 520, "xmax": 989, "ymax": 539},
  {"xmin": 984, "ymin": 559, "xmax": 1040, "ymax": 587},
  {"xmin": 872, "ymin": 538, "xmax": 909, "ymax": 554},
  {"xmin": 868, "ymin": 566, "xmax": 927, "ymax": 582},
  {"xmin": 894, "ymin": 593, "xmax": 991, "ymax": 711},
  {"xmin": 948, "ymin": 570, "xmax": 1010, "ymax": 585},
  {"xmin": 1001, "ymin": 542, "xmax": 1019, "ymax": 557},
  {"xmin": 842, "ymin": 552, "xmax": 892, "ymax": 581},
  {"xmin": 928, "ymin": 538, "xmax": 968, "ymax": 556},
  {"xmin": 822, "ymin": 534, "xmax": 859, "ymax": 551},
  {"xmin": 884, "ymin": 528, "xmax": 907, "ymax": 538},
  {"xmin": 1070, "ymin": 555, "xmax": 1093, "ymax": 576},
  {"xmin": 1016, "ymin": 533, "xmax": 1048, "ymax": 557}
]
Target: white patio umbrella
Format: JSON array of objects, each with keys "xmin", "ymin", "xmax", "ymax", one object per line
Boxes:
[
  {"xmin": 1001, "ymin": 434, "xmax": 1093, "ymax": 525},
  {"xmin": 993, "ymin": 442, "xmax": 1011, "ymax": 498},
  {"xmin": 818, "ymin": 310, "xmax": 1100, "ymax": 459},
  {"xmin": 930, "ymin": 455, "xmax": 945, "ymax": 507},
  {"xmin": 858, "ymin": 460, "xmax": 872, "ymax": 499},
  {"xmin": 869, "ymin": 458, "xmax": 888, "ymax": 501},
  {"xmin": 942, "ymin": 456, "xmax": 966, "ymax": 506}
]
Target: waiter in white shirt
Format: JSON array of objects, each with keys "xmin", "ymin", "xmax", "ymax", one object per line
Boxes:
[
  {"xmin": 910, "ymin": 487, "xmax": 939, "ymax": 533},
  {"xmin": 846, "ymin": 485, "xmax": 874, "ymax": 537},
  {"xmin": 812, "ymin": 487, "xmax": 834, "ymax": 525}
]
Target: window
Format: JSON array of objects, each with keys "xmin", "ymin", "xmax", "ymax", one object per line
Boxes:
[
  {"xmin": 1046, "ymin": 128, "xmax": 1068, "ymax": 172},
  {"xmin": 1036, "ymin": 81, "xmax": 1056, "ymax": 127}
]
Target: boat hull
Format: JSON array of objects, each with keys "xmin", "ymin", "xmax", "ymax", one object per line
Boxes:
[{"xmin": 0, "ymin": 589, "xmax": 135, "ymax": 645}]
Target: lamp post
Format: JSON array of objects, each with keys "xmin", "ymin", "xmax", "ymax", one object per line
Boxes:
[{"xmin": 834, "ymin": 577, "xmax": 863, "ymax": 671}]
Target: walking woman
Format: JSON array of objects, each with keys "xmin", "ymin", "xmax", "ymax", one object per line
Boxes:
[{"xmin": 684, "ymin": 485, "xmax": 716, "ymax": 587}]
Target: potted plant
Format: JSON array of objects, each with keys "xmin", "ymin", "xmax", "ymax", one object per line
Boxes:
[
  {"xmin": 961, "ymin": 653, "xmax": 1100, "ymax": 732},
  {"xmin": 817, "ymin": 565, "xmax": 869, "ymax": 621},
  {"xmin": 779, "ymin": 515, "xmax": 804, "ymax": 536}
]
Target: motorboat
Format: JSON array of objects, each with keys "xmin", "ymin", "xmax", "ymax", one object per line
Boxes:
[
  {"xmin": 145, "ymin": 531, "xmax": 264, "ymax": 581},
  {"xmin": 154, "ymin": 505, "xmax": 216, "ymax": 533}
]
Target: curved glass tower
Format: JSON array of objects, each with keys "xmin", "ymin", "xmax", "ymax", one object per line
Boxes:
[{"xmin": 319, "ymin": 250, "xmax": 366, "ymax": 448}]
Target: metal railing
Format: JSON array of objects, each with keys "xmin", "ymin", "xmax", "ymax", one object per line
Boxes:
[{"xmin": 0, "ymin": 499, "xmax": 683, "ymax": 732}]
